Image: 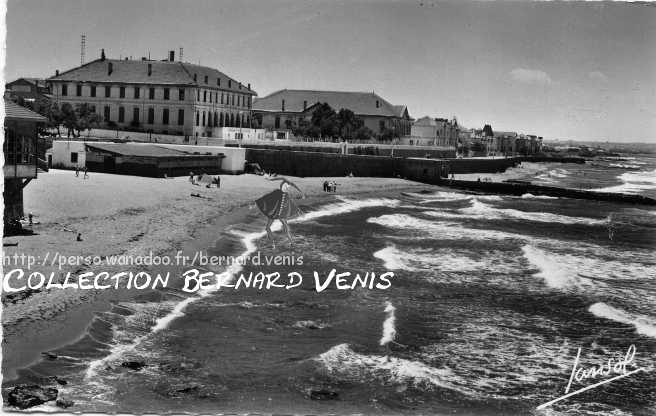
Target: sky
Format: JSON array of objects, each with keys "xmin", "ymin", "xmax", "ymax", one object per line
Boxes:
[{"xmin": 4, "ymin": 0, "xmax": 655, "ymax": 142}]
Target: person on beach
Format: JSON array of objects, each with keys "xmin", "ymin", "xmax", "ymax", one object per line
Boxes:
[
  {"xmin": 255, "ymin": 177, "xmax": 305, "ymax": 248},
  {"xmin": 83, "ymin": 166, "xmax": 89, "ymax": 179},
  {"xmin": 75, "ymin": 166, "xmax": 80, "ymax": 177}
]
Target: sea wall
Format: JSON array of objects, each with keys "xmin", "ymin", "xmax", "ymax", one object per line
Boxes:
[
  {"xmin": 245, "ymin": 149, "xmax": 519, "ymax": 179},
  {"xmin": 237, "ymin": 143, "xmax": 456, "ymax": 159}
]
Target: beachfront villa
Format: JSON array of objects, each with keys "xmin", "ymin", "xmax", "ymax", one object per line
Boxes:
[
  {"xmin": 403, "ymin": 116, "xmax": 460, "ymax": 149},
  {"xmin": 46, "ymin": 50, "xmax": 257, "ymax": 140},
  {"xmin": 3, "ymin": 98, "xmax": 47, "ymax": 225},
  {"xmin": 252, "ymin": 89, "xmax": 411, "ymax": 140}
]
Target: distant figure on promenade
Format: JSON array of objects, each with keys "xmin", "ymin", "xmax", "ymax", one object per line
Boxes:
[
  {"xmin": 323, "ymin": 180, "xmax": 329, "ymax": 192},
  {"xmin": 28, "ymin": 212, "xmax": 33, "ymax": 226},
  {"xmin": 76, "ymin": 233, "xmax": 83, "ymax": 241},
  {"xmin": 83, "ymin": 166, "xmax": 89, "ymax": 179},
  {"xmin": 189, "ymin": 171, "xmax": 196, "ymax": 184},
  {"xmin": 75, "ymin": 166, "xmax": 80, "ymax": 177},
  {"xmin": 255, "ymin": 177, "xmax": 305, "ymax": 248}
]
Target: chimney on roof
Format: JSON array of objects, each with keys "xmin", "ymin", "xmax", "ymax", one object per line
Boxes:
[
  {"xmin": 248, "ymin": 83, "xmax": 251, "ymax": 90},
  {"xmin": 55, "ymin": 69, "xmax": 59, "ymax": 76},
  {"xmin": 169, "ymin": 50, "xmax": 175, "ymax": 62},
  {"xmin": 148, "ymin": 63, "xmax": 152, "ymax": 76},
  {"xmin": 282, "ymin": 99, "xmax": 285, "ymax": 112},
  {"xmin": 108, "ymin": 62, "xmax": 113, "ymax": 75},
  {"xmin": 101, "ymin": 48, "xmax": 106, "ymax": 61}
]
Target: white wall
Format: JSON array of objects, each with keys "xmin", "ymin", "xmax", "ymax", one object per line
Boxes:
[
  {"xmin": 46, "ymin": 141, "xmax": 88, "ymax": 168},
  {"xmin": 157, "ymin": 144, "xmax": 246, "ymax": 174}
]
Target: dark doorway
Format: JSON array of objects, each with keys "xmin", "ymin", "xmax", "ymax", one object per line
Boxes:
[{"xmin": 103, "ymin": 156, "xmax": 116, "ymax": 172}]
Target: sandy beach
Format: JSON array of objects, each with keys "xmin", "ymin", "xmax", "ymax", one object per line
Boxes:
[{"xmin": 2, "ymin": 170, "xmax": 426, "ymax": 381}]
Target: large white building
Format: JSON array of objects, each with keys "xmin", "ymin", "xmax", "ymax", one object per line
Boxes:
[{"xmin": 47, "ymin": 50, "xmax": 257, "ymax": 140}]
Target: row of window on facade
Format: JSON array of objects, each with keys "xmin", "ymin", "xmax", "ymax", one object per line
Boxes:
[
  {"xmin": 58, "ymin": 84, "xmax": 251, "ymax": 108},
  {"xmin": 195, "ymin": 111, "xmax": 250, "ymax": 128},
  {"xmin": 99, "ymin": 105, "xmax": 250, "ymax": 128}
]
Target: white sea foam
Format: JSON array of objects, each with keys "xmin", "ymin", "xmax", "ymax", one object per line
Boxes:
[
  {"xmin": 367, "ymin": 213, "xmax": 523, "ymax": 241},
  {"xmin": 521, "ymin": 193, "xmax": 558, "ymax": 199},
  {"xmin": 521, "ymin": 245, "xmax": 586, "ymax": 289},
  {"xmin": 536, "ymin": 168, "xmax": 569, "ymax": 183},
  {"xmin": 315, "ymin": 343, "xmax": 467, "ymax": 393},
  {"xmin": 593, "ymin": 168, "xmax": 656, "ymax": 194},
  {"xmin": 373, "ymin": 245, "xmax": 521, "ymax": 278},
  {"xmin": 589, "ymin": 303, "xmax": 656, "ymax": 339},
  {"xmin": 380, "ymin": 301, "xmax": 397, "ymax": 346},
  {"xmin": 423, "ymin": 198, "xmax": 603, "ymax": 225},
  {"xmin": 609, "ymin": 163, "xmax": 642, "ymax": 169},
  {"xmin": 403, "ymin": 191, "xmax": 473, "ymax": 202},
  {"xmin": 373, "ymin": 245, "xmax": 419, "ymax": 271}
]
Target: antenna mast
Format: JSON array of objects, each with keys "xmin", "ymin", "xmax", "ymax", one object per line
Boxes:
[{"xmin": 80, "ymin": 34, "xmax": 86, "ymax": 65}]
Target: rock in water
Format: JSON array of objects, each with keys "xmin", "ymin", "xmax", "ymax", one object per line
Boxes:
[
  {"xmin": 121, "ymin": 361, "xmax": 146, "ymax": 371},
  {"xmin": 7, "ymin": 385, "xmax": 58, "ymax": 409},
  {"xmin": 56, "ymin": 398, "xmax": 74, "ymax": 409},
  {"xmin": 309, "ymin": 389, "xmax": 339, "ymax": 400}
]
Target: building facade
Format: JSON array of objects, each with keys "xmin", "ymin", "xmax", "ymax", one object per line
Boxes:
[
  {"xmin": 5, "ymin": 78, "xmax": 51, "ymax": 101},
  {"xmin": 252, "ymin": 89, "xmax": 411, "ymax": 140},
  {"xmin": 408, "ymin": 116, "xmax": 459, "ymax": 148},
  {"xmin": 46, "ymin": 51, "xmax": 257, "ymax": 139}
]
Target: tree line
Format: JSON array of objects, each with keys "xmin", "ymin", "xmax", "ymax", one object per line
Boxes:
[
  {"xmin": 11, "ymin": 96, "xmax": 101, "ymax": 138},
  {"xmin": 277, "ymin": 102, "xmax": 401, "ymax": 142}
]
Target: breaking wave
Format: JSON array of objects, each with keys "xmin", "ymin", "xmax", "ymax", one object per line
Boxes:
[
  {"xmin": 314, "ymin": 344, "xmax": 469, "ymax": 394},
  {"xmin": 380, "ymin": 301, "xmax": 397, "ymax": 346},
  {"xmin": 588, "ymin": 303, "xmax": 656, "ymax": 339},
  {"xmin": 593, "ymin": 168, "xmax": 656, "ymax": 194},
  {"xmin": 423, "ymin": 198, "xmax": 604, "ymax": 225}
]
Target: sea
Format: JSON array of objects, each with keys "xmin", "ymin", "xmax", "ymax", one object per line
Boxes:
[{"xmin": 6, "ymin": 155, "xmax": 656, "ymax": 415}]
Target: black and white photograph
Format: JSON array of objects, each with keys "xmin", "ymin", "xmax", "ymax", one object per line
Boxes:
[{"xmin": 1, "ymin": 1, "xmax": 655, "ymax": 414}]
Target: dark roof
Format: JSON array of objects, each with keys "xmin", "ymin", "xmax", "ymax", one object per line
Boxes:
[
  {"xmin": 253, "ymin": 89, "xmax": 409, "ymax": 118},
  {"xmin": 48, "ymin": 59, "xmax": 256, "ymax": 95},
  {"xmin": 6, "ymin": 77, "xmax": 47, "ymax": 88},
  {"xmin": 85, "ymin": 143, "xmax": 191, "ymax": 157},
  {"xmin": 3, "ymin": 98, "xmax": 48, "ymax": 122}
]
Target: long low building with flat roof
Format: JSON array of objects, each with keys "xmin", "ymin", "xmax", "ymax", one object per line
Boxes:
[{"xmin": 46, "ymin": 50, "xmax": 257, "ymax": 140}]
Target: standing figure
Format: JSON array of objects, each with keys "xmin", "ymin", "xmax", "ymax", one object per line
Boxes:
[
  {"xmin": 83, "ymin": 166, "xmax": 89, "ymax": 179},
  {"xmin": 255, "ymin": 177, "xmax": 304, "ymax": 248},
  {"xmin": 75, "ymin": 166, "xmax": 80, "ymax": 177}
]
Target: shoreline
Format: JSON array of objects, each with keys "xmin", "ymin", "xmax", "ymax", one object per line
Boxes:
[{"xmin": 2, "ymin": 172, "xmax": 428, "ymax": 384}]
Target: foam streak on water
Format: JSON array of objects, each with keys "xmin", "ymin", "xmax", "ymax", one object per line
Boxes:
[
  {"xmin": 593, "ymin": 168, "xmax": 656, "ymax": 194},
  {"xmin": 588, "ymin": 302, "xmax": 656, "ymax": 339},
  {"xmin": 380, "ymin": 301, "xmax": 397, "ymax": 346}
]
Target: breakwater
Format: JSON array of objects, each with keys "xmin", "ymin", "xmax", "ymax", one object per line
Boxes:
[
  {"xmin": 245, "ymin": 149, "xmax": 651, "ymax": 205},
  {"xmin": 435, "ymin": 178, "xmax": 656, "ymax": 205}
]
